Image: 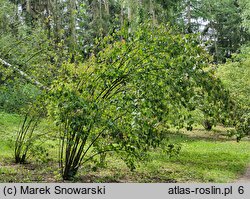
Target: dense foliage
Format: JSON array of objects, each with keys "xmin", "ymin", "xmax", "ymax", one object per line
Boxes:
[
  {"xmin": 216, "ymin": 47, "xmax": 250, "ymax": 140},
  {"xmin": 46, "ymin": 24, "xmax": 217, "ymax": 179},
  {"xmin": 0, "ymin": 0, "xmax": 249, "ymax": 180}
]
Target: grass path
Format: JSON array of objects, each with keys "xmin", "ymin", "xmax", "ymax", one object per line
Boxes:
[{"xmin": 237, "ymin": 165, "xmax": 250, "ymax": 182}]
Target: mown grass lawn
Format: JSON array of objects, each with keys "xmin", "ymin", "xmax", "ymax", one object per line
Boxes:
[
  {"xmin": 0, "ymin": 112, "xmax": 249, "ymax": 182},
  {"xmin": 145, "ymin": 131, "xmax": 250, "ymax": 182}
]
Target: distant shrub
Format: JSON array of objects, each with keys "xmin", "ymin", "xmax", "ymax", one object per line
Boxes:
[
  {"xmin": 0, "ymin": 83, "xmax": 40, "ymax": 114},
  {"xmin": 216, "ymin": 49, "xmax": 250, "ymax": 139},
  {"xmin": 217, "ymin": 54, "xmax": 250, "ymax": 108}
]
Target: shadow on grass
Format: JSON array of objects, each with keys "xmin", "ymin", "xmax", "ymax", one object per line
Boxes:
[
  {"xmin": 75, "ymin": 170, "xmax": 177, "ymax": 183},
  {"xmin": 174, "ymin": 151, "xmax": 246, "ymax": 172},
  {"xmin": 164, "ymin": 130, "xmax": 239, "ymax": 143}
]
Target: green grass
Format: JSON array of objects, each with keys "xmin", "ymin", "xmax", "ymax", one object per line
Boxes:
[
  {"xmin": 0, "ymin": 112, "xmax": 249, "ymax": 182},
  {"xmin": 0, "ymin": 112, "xmax": 21, "ymax": 158},
  {"xmin": 146, "ymin": 139, "xmax": 250, "ymax": 182}
]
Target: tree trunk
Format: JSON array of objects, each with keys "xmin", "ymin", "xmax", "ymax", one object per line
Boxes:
[
  {"xmin": 120, "ymin": 0, "xmax": 124, "ymax": 28},
  {"xmin": 187, "ymin": 0, "xmax": 192, "ymax": 33},
  {"xmin": 149, "ymin": 0, "xmax": 156, "ymax": 25},
  {"xmin": 0, "ymin": 58, "xmax": 47, "ymax": 90},
  {"xmin": 68, "ymin": 0, "xmax": 76, "ymax": 62}
]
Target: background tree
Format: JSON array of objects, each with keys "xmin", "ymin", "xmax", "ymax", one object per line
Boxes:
[
  {"xmin": 182, "ymin": 0, "xmax": 250, "ymax": 63},
  {"xmin": 240, "ymin": 0, "xmax": 250, "ymax": 33}
]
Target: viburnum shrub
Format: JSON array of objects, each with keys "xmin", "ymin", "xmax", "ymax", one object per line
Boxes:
[{"xmin": 47, "ymin": 23, "xmax": 227, "ymax": 180}]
